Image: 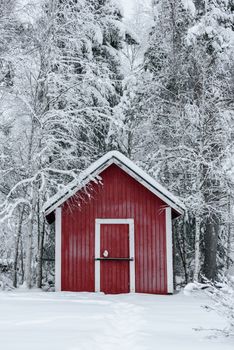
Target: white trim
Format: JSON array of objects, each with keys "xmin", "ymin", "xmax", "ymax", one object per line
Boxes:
[
  {"xmin": 55, "ymin": 207, "xmax": 62, "ymax": 292},
  {"xmin": 95, "ymin": 220, "xmax": 101, "ymax": 292},
  {"xmin": 95, "ymin": 218, "xmax": 135, "ymax": 293},
  {"xmin": 45, "ymin": 159, "xmax": 114, "ymax": 216},
  {"xmin": 166, "ymin": 207, "xmax": 173, "ymax": 294},
  {"xmin": 44, "ymin": 151, "xmax": 185, "ymax": 216},
  {"xmin": 129, "ymin": 220, "xmax": 135, "ymax": 292}
]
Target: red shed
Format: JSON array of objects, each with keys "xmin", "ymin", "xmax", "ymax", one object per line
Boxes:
[{"xmin": 44, "ymin": 151, "xmax": 184, "ymax": 294}]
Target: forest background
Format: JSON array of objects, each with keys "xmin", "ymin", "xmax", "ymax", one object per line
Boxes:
[{"xmin": 0, "ymin": 0, "xmax": 234, "ymax": 290}]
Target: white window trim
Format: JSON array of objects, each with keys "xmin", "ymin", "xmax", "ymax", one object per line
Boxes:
[
  {"xmin": 55, "ymin": 207, "xmax": 62, "ymax": 291},
  {"xmin": 95, "ymin": 218, "xmax": 135, "ymax": 293},
  {"xmin": 166, "ymin": 207, "xmax": 173, "ymax": 293}
]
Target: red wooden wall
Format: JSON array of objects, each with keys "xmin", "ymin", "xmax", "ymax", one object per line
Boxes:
[{"xmin": 61, "ymin": 164, "xmax": 168, "ymax": 294}]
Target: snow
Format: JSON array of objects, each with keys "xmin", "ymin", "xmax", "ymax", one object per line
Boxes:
[
  {"xmin": 181, "ymin": 0, "xmax": 196, "ymax": 17},
  {"xmin": 183, "ymin": 282, "xmax": 198, "ymax": 295},
  {"xmin": 120, "ymin": 0, "xmax": 135, "ymax": 18},
  {"xmin": 44, "ymin": 151, "xmax": 185, "ymax": 216},
  {"xmin": 93, "ymin": 27, "xmax": 103, "ymax": 45},
  {"xmin": 0, "ymin": 291, "xmax": 233, "ymax": 350},
  {"xmin": 16, "ymin": 0, "xmax": 42, "ymax": 24}
]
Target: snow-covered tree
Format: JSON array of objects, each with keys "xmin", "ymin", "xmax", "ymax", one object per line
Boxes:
[
  {"xmin": 0, "ymin": 0, "xmax": 233, "ymax": 290},
  {"xmin": 202, "ymin": 276, "xmax": 234, "ymax": 337},
  {"xmin": 0, "ymin": 0, "xmax": 126, "ymax": 288},
  {"xmin": 130, "ymin": 0, "xmax": 234, "ymax": 282}
]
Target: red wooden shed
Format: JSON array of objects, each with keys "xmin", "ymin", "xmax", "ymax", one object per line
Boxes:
[{"xmin": 44, "ymin": 151, "xmax": 185, "ymax": 294}]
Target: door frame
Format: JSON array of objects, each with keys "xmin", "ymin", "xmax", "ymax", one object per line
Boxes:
[{"xmin": 95, "ymin": 218, "xmax": 135, "ymax": 293}]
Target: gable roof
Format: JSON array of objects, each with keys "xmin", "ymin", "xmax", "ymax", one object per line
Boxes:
[{"xmin": 44, "ymin": 151, "xmax": 185, "ymax": 217}]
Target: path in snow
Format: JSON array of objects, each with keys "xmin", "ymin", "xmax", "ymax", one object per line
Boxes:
[
  {"xmin": 0, "ymin": 291, "xmax": 233, "ymax": 350},
  {"xmin": 76, "ymin": 301, "xmax": 146, "ymax": 350}
]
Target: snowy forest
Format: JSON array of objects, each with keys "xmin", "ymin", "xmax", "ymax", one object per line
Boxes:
[{"xmin": 0, "ymin": 0, "xmax": 234, "ymax": 294}]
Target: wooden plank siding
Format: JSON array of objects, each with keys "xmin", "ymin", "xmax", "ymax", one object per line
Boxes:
[{"xmin": 61, "ymin": 164, "xmax": 168, "ymax": 294}]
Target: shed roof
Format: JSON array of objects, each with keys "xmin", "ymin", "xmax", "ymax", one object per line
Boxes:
[{"xmin": 44, "ymin": 151, "xmax": 185, "ymax": 217}]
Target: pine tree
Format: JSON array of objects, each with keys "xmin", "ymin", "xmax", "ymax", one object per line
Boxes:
[
  {"xmin": 133, "ymin": 0, "xmax": 234, "ymax": 282},
  {"xmin": 86, "ymin": 0, "xmax": 125, "ymax": 153}
]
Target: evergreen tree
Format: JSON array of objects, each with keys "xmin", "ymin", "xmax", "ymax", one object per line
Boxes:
[
  {"xmin": 86, "ymin": 0, "xmax": 125, "ymax": 152},
  {"xmin": 133, "ymin": 0, "xmax": 234, "ymax": 282}
]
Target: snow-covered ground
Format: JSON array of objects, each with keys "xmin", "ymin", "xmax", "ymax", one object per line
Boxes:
[{"xmin": 0, "ymin": 291, "xmax": 233, "ymax": 350}]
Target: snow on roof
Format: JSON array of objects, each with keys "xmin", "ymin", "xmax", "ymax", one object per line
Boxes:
[{"xmin": 44, "ymin": 151, "xmax": 185, "ymax": 216}]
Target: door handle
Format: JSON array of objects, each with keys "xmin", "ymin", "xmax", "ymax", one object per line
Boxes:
[{"xmin": 95, "ymin": 257, "xmax": 134, "ymax": 261}]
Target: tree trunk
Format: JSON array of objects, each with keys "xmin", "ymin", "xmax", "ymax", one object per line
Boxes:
[
  {"xmin": 37, "ymin": 220, "xmax": 45, "ymax": 288},
  {"xmin": 13, "ymin": 210, "xmax": 24, "ymax": 288},
  {"xmin": 183, "ymin": 219, "xmax": 189, "ymax": 284},
  {"xmin": 20, "ymin": 234, "xmax": 24, "ymax": 285},
  {"xmin": 203, "ymin": 217, "xmax": 219, "ymax": 280},
  {"xmin": 25, "ymin": 216, "xmax": 33, "ymax": 288},
  {"xmin": 175, "ymin": 218, "xmax": 189, "ymax": 284},
  {"xmin": 25, "ymin": 189, "xmax": 37, "ymax": 288},
  {"xmin": 193, "ymin": 216, "xmax": 201, "ymax": 281}
]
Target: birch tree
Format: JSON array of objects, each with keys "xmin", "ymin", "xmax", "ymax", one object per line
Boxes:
[{"xmin": 0, "ymin": 0, "xmax": 126, "ymax": 288}]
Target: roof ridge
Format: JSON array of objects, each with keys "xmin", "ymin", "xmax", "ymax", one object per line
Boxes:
[{"xmin": 44, "ymin": 151, "xmax": 185, "ymax": 216}]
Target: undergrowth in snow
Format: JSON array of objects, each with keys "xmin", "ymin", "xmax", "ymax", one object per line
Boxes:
[{"xmin": 184, "ymin": 277, "xmax": 234, "ymax": 338}]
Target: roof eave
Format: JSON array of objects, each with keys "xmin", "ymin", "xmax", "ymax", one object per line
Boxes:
[{"xmin": 44, "ymin": 152, "xmax": 185, "ymax": 217}]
